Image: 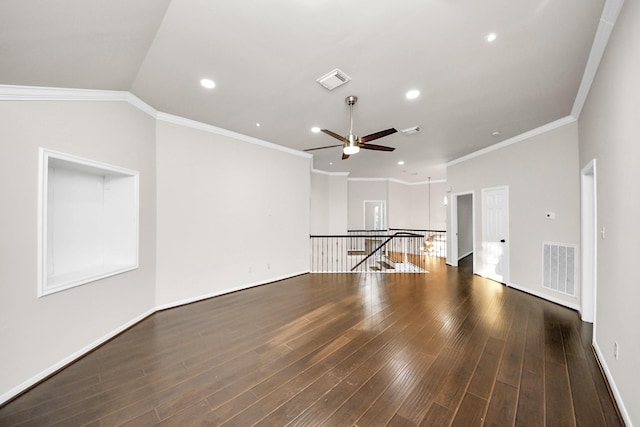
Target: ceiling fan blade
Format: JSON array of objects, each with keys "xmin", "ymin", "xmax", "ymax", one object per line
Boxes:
[
  {"xmin": 321, "ymin": 129, "xmax": 349, "ymax": 143},
  {"xmin": 304, "ymin": 144, "xmax": 343, "ymax": 152},
  {"xmin": 360, "ymin": 128, "xmax": 397, "ymax": 142},
  {"xmin": 359, "ymin": 143, "xmax": 396, "ymax": 152},
  {"xmin": 342, "ymin": 152, "xmax": 350, "ymax": 160}
]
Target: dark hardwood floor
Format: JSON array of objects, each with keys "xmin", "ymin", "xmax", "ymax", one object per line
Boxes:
[
  {"xmin": 0, "ymin": 258, "xmax": 623, "ymax": 426},
  {"xmin": 457, "ymin": 253, "xmax": 473, "ymax": 275}
]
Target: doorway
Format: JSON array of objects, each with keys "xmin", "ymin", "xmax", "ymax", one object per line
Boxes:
[
  {"xmin": 581, "ymin": 159, "xmax": 597, "ymax": 326},
  {"xmin": 456, "ymin": 193, "xmax": 474, "ymax": 273},
  {"xmin": 363, "ymin": 200, "xmax": 386, "ymax": 230},
  {"xmin": 448, "ymin": 192, "xmax": 474, "ymax": 272},
  {"xmin": 481, "ymin": 186, "xmax": 510, "ymax": 284}
]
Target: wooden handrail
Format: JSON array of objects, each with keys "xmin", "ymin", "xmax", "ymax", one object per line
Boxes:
[{"xmin": 349, "ymin": 232, "xmax": 422, "ymax": 271}]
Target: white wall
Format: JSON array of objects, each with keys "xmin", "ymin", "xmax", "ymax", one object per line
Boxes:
[
  {"xmin": 447, "ymin": 121, "xmax": 581, "ymax": 308},
  {"xmin": 457, "ymin": 194, "xmax": 473, "ymax": 258},
  {"xmin": 347, "ymin": 179, "xmax": 447, "ymax": 231},
  {"xmin": 393, "ymin": 181, "xmax": 448, "ymax": 230},
  {"xmin": 0, "ymin": 93, "xmax": 313, "ymax": 404},
  {"xmin": 310, "ymin": 171, "xmax": 348, "ymax": 234},
  {"xmin": 423, "ymin": 181, "xmax": 447, "ymax": 230},
  {"xmin": 578, "ymin": 0, "xmax": 640, "ymax": 423},
  {"xmin": 155, "ymin": 121, "xmax": 311, "ymax": 306},
  {"xmin": 347, "ymin": 179, "xmax": 387, "ymax": 230},
  {"xmin": 388, "ymin": 180, "xmax": 411, "ymax": 228},
  {"xmin": 327, "ymin": 174, "xmax": 348, "ymax": 234},
  {"xmin": 0, "ymin": 101, "xmax": 157, "ymax": 401}
]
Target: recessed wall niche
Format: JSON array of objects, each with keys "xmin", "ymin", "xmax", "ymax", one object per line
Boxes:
[{"xmin": 38, "ymin": 148, "xmax": 139, "ymax": 297}]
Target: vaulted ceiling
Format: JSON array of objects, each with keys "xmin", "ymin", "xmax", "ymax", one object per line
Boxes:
[{"xmin": 0, "ymin": 0, "xmax": 606, "ymax": 181}]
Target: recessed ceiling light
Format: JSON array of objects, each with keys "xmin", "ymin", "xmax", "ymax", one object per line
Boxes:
[
  {"xmin": 398, "ymin": 161, "xmax": 405, "ymax": 165},
  {"xmin": 311, "ymin": 127, "xmax": 321, "ymax": 133},
  {"xmin": 256, "ymin": 123, "xmax": 261, "ymax": 127},
  {"xmin": 200, "ymin": 78, "xmax": 215, "ymax": 89},
  {"xmin": 492, "ymin": 130, "xmax": 501, "ymax": 136},
  {"xmin": 401, "ymin": 126, "xmax": 422, "ymax": 135},
  {"xmin": 329, "ymin": 162, "xmax": 333, "ymax": 166},
  {"xmin": 405, "ymin": 90, "xmax": 420, "ymax": 100},
  {"xmin": 486, "ymin": 33, "xmax": 497, "ymax": 42}
]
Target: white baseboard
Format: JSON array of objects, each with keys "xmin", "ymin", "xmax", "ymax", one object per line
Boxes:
[
  {"xmin": 593, "ymin": 341, "xmax": 633, "ymax": 427},
  {"xmin": 154, "ymin": 271, "xmax": 309, "ymax": 311},
  {"xmin": 505, "ymin": 284, "xmax": 632, "ymax": 424},
  {"xmin": 505, "ymin": 282, "xmax": 632, "ymax": 425},
  {"xmin": 0, "ymin": 271, "xmax": 309, "ymax": 406},
  {"xmin": 0, "ymin": 307, "xmax": 155, "ymax": 406},
  {"xmin": 506, "ymin": 281, "xmax": 581, "ymax": 312}
]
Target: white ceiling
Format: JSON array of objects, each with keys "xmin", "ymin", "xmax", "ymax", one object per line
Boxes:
[{"xmin": 0, "ymin": 0, "xmax": 605, "ymax": 181}]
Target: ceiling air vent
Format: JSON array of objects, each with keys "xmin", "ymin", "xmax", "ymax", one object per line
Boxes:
[
  {"xmin": 316, "ymin": 68, "xmax": 351, "ymax": 90},
  {"xmin": 401, "ymin": 126, "xmax": 422, "ymax": 135}
]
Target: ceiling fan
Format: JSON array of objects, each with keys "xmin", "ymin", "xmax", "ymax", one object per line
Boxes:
[{"xmin": 305, "ymin": 96, "xmax": 397, "ymax": 159}]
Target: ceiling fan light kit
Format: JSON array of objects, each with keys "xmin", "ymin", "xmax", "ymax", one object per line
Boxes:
[
  {"xmin": 343, "ymin": 141, "xmax": 360, "ymax": 155},
  {"xmin": 305, "ymin": 95, "xmax": 397, "ymax": 160}
]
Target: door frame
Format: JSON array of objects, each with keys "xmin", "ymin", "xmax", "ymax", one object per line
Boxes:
[
  {"xmin": 581, "ymin": 159, "xmax": 597, "ymax": 328},
  {"xmin": 481, "ymin": 185, "xmax": 510, "ymax": 284},
  {"xmin": 363, "ymin": 200, "xmax": 387, "ymax": 230},
  {"xmin": 448, "ymin": 191, "xmax": 475, "ymax": 270}
]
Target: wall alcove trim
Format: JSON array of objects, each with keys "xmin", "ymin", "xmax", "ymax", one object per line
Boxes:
[{"xmin": 37, "ymin": 148, "xmax": 139, "ymax": 297}]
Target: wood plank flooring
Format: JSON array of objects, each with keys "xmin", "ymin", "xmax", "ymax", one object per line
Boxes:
[{"xmin": 0, "ymin": 258, "xmax": 623, "ymax": 426}]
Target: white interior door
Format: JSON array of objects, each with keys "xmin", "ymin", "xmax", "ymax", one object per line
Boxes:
[{"xmin": 481, "ymin": 186, "xmax": 509, "ymax": 284}]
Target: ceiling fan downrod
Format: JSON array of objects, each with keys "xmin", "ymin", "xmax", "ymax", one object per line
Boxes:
[
  {"xmin": 346, "ymin": 95, "xmax": 358, "ymax": 137},
  {"xmin": 343, "ymin": 96, "xmax": 360, "ymax": 154}
]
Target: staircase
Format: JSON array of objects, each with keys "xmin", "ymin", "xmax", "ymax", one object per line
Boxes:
[{"xmin": 310, "ymin": 229, "xmax": 446, "ymax": 273}]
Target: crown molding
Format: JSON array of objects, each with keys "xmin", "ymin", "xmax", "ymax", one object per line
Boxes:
[
  {"xmin": 124, "ymin": 92, "xmax": 158, "ymax": 118},
  {"xmin": 388, "ymin": 178, "xmax": 447, "ymax": 186},
  {"xmin": 447, "ymin": 116, "xmax": 577, "ymax": 167},
  {"xmin": 601, "ymin": 0, "xmax": 624, "ymax": 24},
  {"xmin": 347, "ymin": 177, "xmax": 388, "ymax": 182},
  {"xmin": 311, "ymin": 169, "xmax": 349, "ymax": 177},
  {"xmin": 156, "ymin": 112, "xmax": 312, "ymax": 159},
  {"xmin": 571, "ymin": 0, "xmax": 624, "ymax": 118},
  {"xmin": 0, "ymin": 85, "xmax": 311, "ymax": 159},
  {"xmin": 0, "ymin": 85, "xmax": 159, "ymax": 118},
  {"xmin": 448, "ymin": 0, "xmax": 622, "ymax": 167},
  {"xmin": 0, "ymin": 84, "xmax": 130, "ymax": 102},
  {"xmin": 345, "ymin": 176, "xmax": 446, "ymax": 185}
]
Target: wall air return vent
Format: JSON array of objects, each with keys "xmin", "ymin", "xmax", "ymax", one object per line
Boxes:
[
  {"xmin": 316, "ymin": 68, "xmax": 351, "ymax": 90},
  {"xmin": 542, "ymin": 241, "xmax": 577, "ymax": 296},
  {"xmin": 401, "ymin": 126, "xmax": 422, "ymax": 135}
]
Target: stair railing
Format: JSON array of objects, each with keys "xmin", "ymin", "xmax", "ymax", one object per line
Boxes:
[
  {"xmin": 349, "ymin": 231, "xmax": 422, "ymax": 271},
  {"xmin": 310, "ymin": 230, "xmax": 441, "ymax": 272}
]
